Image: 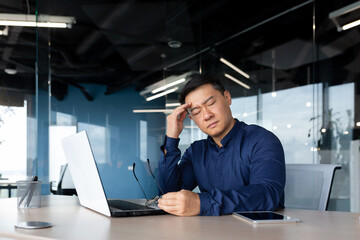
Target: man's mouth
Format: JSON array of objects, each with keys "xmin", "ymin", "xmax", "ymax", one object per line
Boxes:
[{"xmin": 207, "ymin": 121, "xmax": 218, "ymax": 128}]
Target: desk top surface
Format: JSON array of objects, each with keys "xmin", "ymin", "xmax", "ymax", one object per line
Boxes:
[{"xmin": 0, "ymin": 195, "xmax": 359, "ymax": 240}]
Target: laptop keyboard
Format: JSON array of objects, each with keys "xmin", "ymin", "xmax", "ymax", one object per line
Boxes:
[{"xmin": 108, "ymin": 199, "xmax": 153, "ymax": 210}]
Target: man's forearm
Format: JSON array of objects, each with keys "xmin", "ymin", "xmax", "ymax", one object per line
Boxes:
[{"xmin": 158, "ymin": 136, "xmax": 183, "ymax": 192}]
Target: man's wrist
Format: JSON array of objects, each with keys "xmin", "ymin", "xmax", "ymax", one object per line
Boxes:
[
  {"xmin": 164, "ymin": 135, "xmax": 180, "ymax": 147},
  {"xmin": 198, "ymin": 192, "xmax": 212, "ymax": 216},
  {"xmin": 193, "ymin": 192, "xmax": 201, "ymax": 215},
  {"xmin": 166, "ymin": 133, "xmax": 179, "ymax": 139}
]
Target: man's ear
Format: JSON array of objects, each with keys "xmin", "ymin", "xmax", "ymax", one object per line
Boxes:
[{"xmin": 224, "ymin": 90, "xmax": 232, "ymax": 105}]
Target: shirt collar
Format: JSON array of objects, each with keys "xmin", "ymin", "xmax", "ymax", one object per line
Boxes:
[{"xmin": 207, "ymin": 119, "xmax": 241, "ymax": 148}]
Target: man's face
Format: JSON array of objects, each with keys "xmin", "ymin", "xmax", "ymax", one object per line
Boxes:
[{"xmin": 185, "ymin": 83, "xmax": 234, "ymax": 141}]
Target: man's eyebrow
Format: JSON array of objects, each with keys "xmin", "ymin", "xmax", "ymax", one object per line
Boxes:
[
  {"xmin": 203, "ymin": 96, "xmax": 214, "ymax": 105},
  {"xmin": 189, "ymin": 96, "xmax": 214, "ymax": 112}
]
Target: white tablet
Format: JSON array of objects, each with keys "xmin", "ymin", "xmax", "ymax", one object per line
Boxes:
[{"xmin": 232, "ymin": 211, "xmax": 300, "ymax": 224}]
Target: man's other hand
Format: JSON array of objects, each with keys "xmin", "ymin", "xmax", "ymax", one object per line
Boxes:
[{"xmin": 158, "ymin": 189, "xmax": 200, "ymax": 217}]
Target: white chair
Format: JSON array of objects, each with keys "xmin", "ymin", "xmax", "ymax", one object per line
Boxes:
[{"xmin": 284, "ymin": 164, "xmax": 341, "ymax": 211}]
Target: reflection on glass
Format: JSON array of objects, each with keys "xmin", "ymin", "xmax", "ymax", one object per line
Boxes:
[
  {"xmin": 78, "ymin": 122, "xmax": 106, "ymax": 164},
  {"xmin": 262, "ymin": 84, "xmax": 322, "ymax": 164},
  {"xmin": 140, "ymin": 120, "xmax": 147, "ymax": 162},
  {"xmin": 231, "ymin": 96, "xmax": 257, "ymax": 124},
  {"xmin": 49, "ymin": 126, "xmax": 76, "ymax": 183},
  {"xmin": 321, "ymin": 83, "xmax": 354, "ymax": 201}
]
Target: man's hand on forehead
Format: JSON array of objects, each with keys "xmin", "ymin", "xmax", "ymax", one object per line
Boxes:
[{"xmin": 166, "ymin": 102, "xmax": 191, "ymax": 139}]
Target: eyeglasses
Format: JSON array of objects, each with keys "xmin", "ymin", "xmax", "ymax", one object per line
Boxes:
[{"xmin": 132, "ymin": 159, "xmax": 164, "ymax": 207}]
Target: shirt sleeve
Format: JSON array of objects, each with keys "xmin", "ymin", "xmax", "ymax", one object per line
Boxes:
[
  {"xmin": 158, "ymin": 136, "xmax": 197, "ymax": 193},
  {"xmin": 198, "ymin": 131, "xmax": 286, "ymax": 216}
]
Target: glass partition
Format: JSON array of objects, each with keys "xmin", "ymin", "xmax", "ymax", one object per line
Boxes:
[
  {"xmin": 164, "ymin": 0, "xmax": 359, "ymax": 212},
  {"xmin": 0, "ymin": 1, "xmax": 38, "ymax": 198}
]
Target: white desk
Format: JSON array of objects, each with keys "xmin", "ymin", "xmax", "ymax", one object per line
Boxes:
[{"xmin": 0, "ymin": 195, "xmax": 359, "ymax": 240}]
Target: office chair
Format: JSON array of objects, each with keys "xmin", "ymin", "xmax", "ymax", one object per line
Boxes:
[
  {"xmin": 284, "ymin": 164, "xmax": 341, "ymax": 211},
  {"xmin": 50, "ymin": 164, "xmax": 77, "ymax": 196}
]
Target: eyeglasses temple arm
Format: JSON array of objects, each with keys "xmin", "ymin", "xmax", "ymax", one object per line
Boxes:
[
  {"xmin": 147, "ymin": 159, "xmax": 164, "ymax": 195},
  {"xmin": 132, "ymin": 163, "xmax": 149, "ymax": 200}
]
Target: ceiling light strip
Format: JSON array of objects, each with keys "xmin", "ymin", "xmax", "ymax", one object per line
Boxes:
[
  {"xmin": 165, "ymin": 103, "xmax": 181, "ymax": 107},
  {"xmin": 133, "ymin": 109, "xmax": 173, "ymax": 113},
  {"xmin": 146, "ymin": 87, "xmax": 178, "ymax": 101},
  {"xmin": 224, "ymin": 73, "xmax": 250, "ymax": 90},
  {"xmin": 151, "ymin": 78, "xmax": 185, "ymax": 94},
  {"xmin": 0, "ymin": 13, "xmax": 75, "ymax": 28},
  {"xmin": 0, "ymin": 20, "xmax": 68, "ymax": 28},
  {"xmin": 342, "ymin": 19, "xmax": 360, "ymax": 30},
  {"xmin": 220, "ymin": 58, "xmax": 250, "ymax": 79}
]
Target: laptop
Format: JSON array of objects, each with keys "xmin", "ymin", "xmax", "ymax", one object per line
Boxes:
[{"xmin": 61, "ymin": 130, "xmax": 166, "ymax": 217}]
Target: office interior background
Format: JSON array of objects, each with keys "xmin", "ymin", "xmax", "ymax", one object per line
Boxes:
[{"xmin": 0, "ymin": 0, "xmax": 359, "ymax": 212}]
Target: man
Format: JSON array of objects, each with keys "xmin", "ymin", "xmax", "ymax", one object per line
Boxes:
[{"xmin": 157, "ymin": 74, "xmax": 285, "ymax": 216}]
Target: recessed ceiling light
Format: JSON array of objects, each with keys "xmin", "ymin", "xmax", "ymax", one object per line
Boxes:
[
  {"xmin": 168, "ymin": 40, "xmax": 182, "ymax": 48},
  {"xmin": 4, "ymin": 68, "xmax": 17, "ymax": 75}
]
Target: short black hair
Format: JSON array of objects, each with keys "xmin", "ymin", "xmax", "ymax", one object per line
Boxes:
[{"xmin": 179, "ymin": 74, "xmax": 226, "ymax": 104}]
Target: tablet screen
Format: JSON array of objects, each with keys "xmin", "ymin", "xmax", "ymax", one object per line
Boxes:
[
  {"xmin": 233, "ymin": 211, "xmax": 300, "ymax": 223},
  {"xmin": 237, "ymin": 212, "xmax": 286, "ymax": 220}
]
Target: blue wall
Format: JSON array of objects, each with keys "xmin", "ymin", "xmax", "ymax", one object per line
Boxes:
[{"xmin": 50, "ymin": 84, "xmax": 166, "ymax": 199}]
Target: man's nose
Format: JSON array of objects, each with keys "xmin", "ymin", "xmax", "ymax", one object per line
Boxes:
[{"xmin": 203, "ymin": 107, "xmax": 213, "ymax": 120}]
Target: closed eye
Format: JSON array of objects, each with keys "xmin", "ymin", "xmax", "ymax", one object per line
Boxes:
[
  {"xmin": 192, "ymin": 109, "xmax": 201, "ymax": 115},
  {"xmin": 207, "ymin": 100, "xmax": 216, "ymax": 106}
]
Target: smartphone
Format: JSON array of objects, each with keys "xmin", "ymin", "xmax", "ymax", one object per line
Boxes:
[{"xmin": 232, "ymin": 211, "xmax": 300, "ymax": 224}]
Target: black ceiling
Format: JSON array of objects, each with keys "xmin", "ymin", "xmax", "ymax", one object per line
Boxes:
[{"xmin": 0, "ymin": 0, "xmax": 359, "ymax": 102}]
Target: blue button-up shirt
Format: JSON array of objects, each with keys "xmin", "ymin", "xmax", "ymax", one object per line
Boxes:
[{"xmin": 159, "ymin": 119, "xmax": 285, "ymax": 216}]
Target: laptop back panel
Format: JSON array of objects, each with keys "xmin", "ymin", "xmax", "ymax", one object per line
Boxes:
[
  {"xmin": 61, "ymin": 131, "xmax": 165, "ymax": 217},
  {"xmin": 62, "ymin": 131, "xmax": 112, "ymax": 216}
]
